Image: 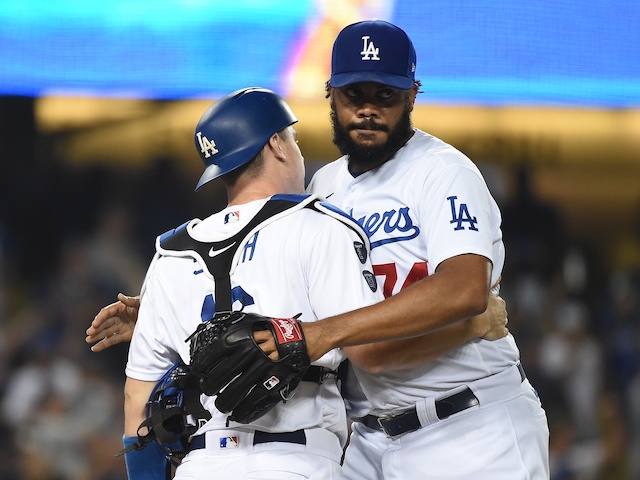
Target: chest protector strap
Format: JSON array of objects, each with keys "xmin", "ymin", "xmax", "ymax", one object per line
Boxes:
[
  {"xmin": 158, "ymin": 195, "xmax": 323, "ymax": 311},
  {"xmin": 158, "ymin": 194, "xmax": 369, "ymax": 311},
  {"xmin": 157, "ymin": 193, "xmax": 369, "ymax": 383}
]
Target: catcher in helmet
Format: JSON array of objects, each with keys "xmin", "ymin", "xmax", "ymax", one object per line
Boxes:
[{"xmin": 121, "ymin": 87, "xmax": 383, "ymax": 480}]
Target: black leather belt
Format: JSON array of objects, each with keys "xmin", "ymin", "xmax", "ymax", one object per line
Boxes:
[
  {"xmin": 355, "ymin": 363, "xmax": 527, "ymax": 438},
  {"xmin": 355, "ymin": 387, "xmax": 479, "ymax": 437},
  {"xmin": 189, "ymin": 429, "xmax": 306, "ymax": 451}
]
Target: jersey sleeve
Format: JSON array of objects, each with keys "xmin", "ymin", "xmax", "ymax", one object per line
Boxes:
[
  {"xmin": 420, "ymin": 164, "xmax": 501, "ymax": 273},
  {"xmin": 306, "ymin": 215, "xmax": 382, "ymax": 310},
  {"xmin": 304, "ymin": 217, "xmax": 383, "ymax": 369},
  {"xmin": 125, "ymin": 255, "xmax": 185, "ymax": 381}
]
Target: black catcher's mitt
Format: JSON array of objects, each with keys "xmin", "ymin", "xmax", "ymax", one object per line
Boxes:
[{"xmin": 187, "ymin": 311, "xmax": 310, "ymax": 424}]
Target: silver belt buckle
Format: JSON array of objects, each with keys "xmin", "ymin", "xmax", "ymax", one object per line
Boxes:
[{"xmin": 376, "ymin": 413, "xmax": 398, "ymax": 437}]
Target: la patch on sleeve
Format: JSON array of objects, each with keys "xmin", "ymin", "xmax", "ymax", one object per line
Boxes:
[{"xmin": 447, "ymin": 196, "xmax": 478, "ymax": 231}]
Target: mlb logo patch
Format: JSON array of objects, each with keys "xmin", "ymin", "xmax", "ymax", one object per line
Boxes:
[
  {"xmin": 224, "ymin": 211, "xmax": 240, "ymax": 224},
  {"xmin": 263, "ymin": 375, "xmax": 280, "ymax": 390},
  {"xmin": 219, "ymin": 436, "xmax": 239, "ymax": 449}
]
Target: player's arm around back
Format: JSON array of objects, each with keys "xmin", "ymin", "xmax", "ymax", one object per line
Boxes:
[
  {"xmin": 344, "ymin": 268, "xmax": 505, "ymax": 373},
  {"xmin": 303, "ymin": 252, "xmax": 494, "ymax": 364}
]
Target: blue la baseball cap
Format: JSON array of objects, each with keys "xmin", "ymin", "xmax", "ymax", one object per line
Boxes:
[{"xmin": 329, "ymin": 20, "xmax": 417, "ymax": 90}]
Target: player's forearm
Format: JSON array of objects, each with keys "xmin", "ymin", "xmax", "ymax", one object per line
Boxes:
[
  {"xmin": 344, "ymin": 319, "xmax": 480, "ymax": 373},
  {"xmin": 123, "ymin": 377, "xmax": 168, "ymax": 480},
  {"xmin": 304, "ymin": 282, "xmax": 484, "ymax": 362},
  {"xmin": 124, "ymin": 377, "xmax": 155, "ymax": 436},
  {"xmin": 303, "ymin": 254, "xmax": 491, "ymax": 362}
]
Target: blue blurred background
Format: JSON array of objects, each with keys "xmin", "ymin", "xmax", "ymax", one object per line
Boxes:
[{"xmin": 1, "ymin": 0, "xmax": 639, "ymax": 105}]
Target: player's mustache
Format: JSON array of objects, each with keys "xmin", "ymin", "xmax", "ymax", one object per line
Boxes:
[{"xmin": 348, "ymin": 119, "xmax": 388, "ymax": 132}]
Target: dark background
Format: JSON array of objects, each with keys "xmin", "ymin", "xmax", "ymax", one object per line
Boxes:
[{"xmin": 0, "ymin": 95, "xmax": 639, "ymax": 480}]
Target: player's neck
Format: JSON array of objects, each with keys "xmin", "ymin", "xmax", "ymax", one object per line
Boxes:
[
  {"xmin": 227, "ymin": 188, "xmax": 272, "ymax": 207},
  {"xmin": 227, "ymin": 184, "xmax": 304, "ymax": 207}
]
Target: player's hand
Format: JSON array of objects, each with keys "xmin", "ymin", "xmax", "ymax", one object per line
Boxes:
[
  {"xmin": 254, "ymin": 323, "xmax": 330, "ymax": 363},
  {"xmin": 86, "ymin": 293, "xmax": 140, "ymax": 352},
  {"xmin": 472, "ymin": 294, "xmax": 509, "ymax": 341},
  {"xmin": 254, "ymin": 330, "xmax": 280, "ymax": 361}
]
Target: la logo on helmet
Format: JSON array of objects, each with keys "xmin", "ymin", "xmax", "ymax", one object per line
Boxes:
[{"xmin": 196, "ymin": 131, "xmax": 219, "ymax": 158}]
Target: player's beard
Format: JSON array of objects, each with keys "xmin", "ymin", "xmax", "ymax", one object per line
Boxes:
[{"xmin": 330, "ymin": 101, "xmax": 413, "ymax": 174}]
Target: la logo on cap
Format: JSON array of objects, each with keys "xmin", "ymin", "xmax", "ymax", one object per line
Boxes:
[
  {"xmin": 360, "ymin": 36, "xmax": 380, "ymax": 61},
  {"xmin": 329, "ymin": 20, "xmax": 417, "ymax": 90}
]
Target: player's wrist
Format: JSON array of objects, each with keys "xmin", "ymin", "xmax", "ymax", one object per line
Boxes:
[
  {"xmin": 467, "ymin": 314, "xmax": 489, "ymax": 340},
  {"xmin": 301, "ymin": 321, "xmax": 333, "ymax": 362}
]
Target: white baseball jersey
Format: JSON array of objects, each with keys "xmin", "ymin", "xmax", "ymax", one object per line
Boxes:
[
  {"xmin": 126, "ymin": 194, "xmax": 382, "ymax": 455},
  {"xmin": 307, "ymin": 129, "xmax": 520, "ymax": 413},
  {"xmin": 308, "ymin": 130, "xmax": 548, "ymax": 480}
]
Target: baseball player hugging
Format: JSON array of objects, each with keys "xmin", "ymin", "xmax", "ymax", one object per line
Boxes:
[{"xmin": 306, "ymin": 20, "xmax": 550, "ymax": 480}]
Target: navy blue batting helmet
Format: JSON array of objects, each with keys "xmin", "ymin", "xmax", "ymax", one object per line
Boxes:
[{"xmin": 194, "ymin": 87, "xmax": 298, "ymax": 190}]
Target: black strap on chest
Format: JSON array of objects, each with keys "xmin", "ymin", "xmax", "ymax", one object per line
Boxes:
[
  {"xmin": 159, "ymin": 198, "xmax": 302, "ymax": 311},
  {"xmin": 158, "ymin": 195, "xmax": 365, "ymax": 384}
]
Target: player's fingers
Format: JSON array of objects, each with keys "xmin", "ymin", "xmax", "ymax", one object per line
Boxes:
[
  {"xmin": 89, "ymin": 338, "xmax": 110, "ymax": 352},
  {"xmin": 92, "ymin": 303, "xmax": 122, "ymax": 328},
  {"xmin": 86, "ymin": 320, "xmax": 112, "ymax": 337},
  {"xmin": 268, "ymin": 351, "xmax": 280, "ymax": 361},
  {"xmin": 86, "ymin": 316, "xmax": 126, "ymax": 342},
  {"xmin": 92, "ymin": 294, "xmax": 139, "ymax": 327},
  {"xmin": 253, "ymin": 330, "xmax": 274, "ymax": 343},
  {"xmin": 86, "ymin": 331, "xmax": 115, "ymax": 346},
  {"xmin": 89, "ymin": 327, "xmax": 133, "ymax": 352},
  {"xmin": 261, "ymin": 346, "xmax": 280, "ymax": 360},
  {"xmin": 118, "ymin": 293, "xmax": 141, "ymax": 308},
  {"xmin": 89, "ymin": 335, "xmax": 114, "ymax": 352},
  {"xmin": 484, "ymin": 326, "xmax": 509, "ymax": 341},
  {"xmin": 254, "ymin": 332, "xmax": 279, "ymax": 359},
  {"xmin": 86, "ymin": 317, "xmax": 119, "ymax": 337},
  {"xmin": 257, "ymin": 339, "xmax": 277, "ymax": 353},
  {"xmin": 90, "ymin": 334, "xmax": 122, "ymax": 352}
]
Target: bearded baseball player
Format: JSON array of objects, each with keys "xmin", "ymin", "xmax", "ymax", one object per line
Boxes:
[{"xmin": 301, "ymin": 20, "xmax": 550, "ymax": 479}]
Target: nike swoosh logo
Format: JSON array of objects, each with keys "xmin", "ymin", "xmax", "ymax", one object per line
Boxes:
[{"xmin": 208, "ymin": 242, "xmax": 236, "ymax": 257}]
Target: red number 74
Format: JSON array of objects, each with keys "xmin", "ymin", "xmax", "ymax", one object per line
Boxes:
[{"xmin": 373, "ymin": 261, "xmax": 428, "ymax": 298}]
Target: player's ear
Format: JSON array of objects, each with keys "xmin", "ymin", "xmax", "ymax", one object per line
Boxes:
[
  {"xmin": 267, "ymin": 132, "xmax": 286, "ymax": 160},
  {"xmin": 407, "ymin": 84, "xmax": 418, "ymax": 111}
]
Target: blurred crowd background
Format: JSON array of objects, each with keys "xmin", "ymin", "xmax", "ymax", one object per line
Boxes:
[{"xmin": 0, "ymin": 100, "xmax": 639, "ymax": 480}]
